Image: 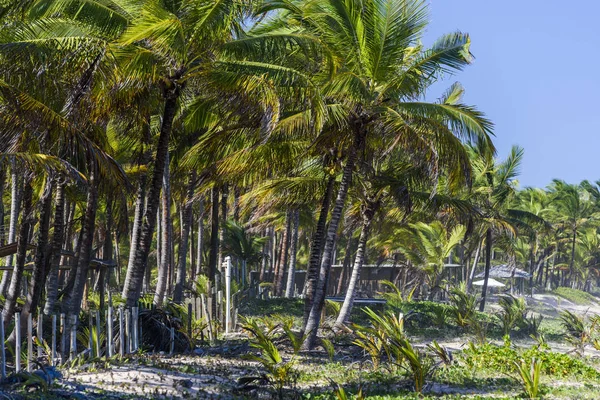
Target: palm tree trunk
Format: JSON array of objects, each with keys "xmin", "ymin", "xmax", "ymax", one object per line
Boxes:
[
  {"xmin": 122, "ymin": 92, "xmax": 179, "ymax": 307},
  {"xmin": 335, "ymin": 204, "xmax": 374, "ymax": 327},
  {"xmin": 0, "ymin": 168, "xmax": 5, "ymax": 247},
  {"xmin": 336, "ymin": 236, "xmax": 356, "ymax": 296},
  {"xmin": 2, "ymin": 177, "xmax": 33, "ymax": 328},
  {"xmin": 22, "ymin": 178, "xmax": 53, "ymax": 321},
  {"xmin": 275, "ymin": 212, "xmax": 291, "ymax": 296},
  {"xmin": 568, "ymin": 229, "xmax": 577, "ymax": 286},
  {"xmin": 218, "ymin": 185, "xmax": 228, "ymax": 268},
  {"xmin": 173, "ymin": 173, "xmax": 195, "ymax": 303},
  {"xmin": 195, "ymin": 198, "xmax": 204, "ymax": 277},
  {"xmin": 65, "ymin": 167, "xmax": 99, "ymax": 318},
  {"xmin": 259, "ymin": 228, "xmax": 269, "ymax": 282},
  {"xmin": 303, "ymin": 143, "xmax": 358, "ymax": 349},
  {"xmin": 0, "ymin": 163, "xmax": 20, "ymax": 296},
  {"xmin": 127, "ymin": 176, "xmax": 146, "ymax": 291},
  {"xmin": 154, "ymin": 161, "xmax": 171, "ymax": 306},
  {"xmin": 285, "ymin": 209, "xmax": 300, "ymax": 298},
  {"xmin": 44, "ymin": 182, "xmax": 65, "ymax": 315},
  {"xmin": 467, "ymin": 239, "xmax": 482, "ymax": 293},
  {"xmin": 302, "ymin": 175, "xmax": 335, "ymax": 324},
  {"xmin": 479, "ymin": 228, "xmax": 493, "ymax": 312},
  {"xmin": 208, "ymin": 187, "xmax": 220, "ymax": 283}
]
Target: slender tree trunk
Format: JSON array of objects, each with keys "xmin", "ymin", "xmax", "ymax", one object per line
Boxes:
[
  {"xmin": 44, "ymin": 182, "xmax": 65, "ymax": 314},
  {"xmin": 467, "ymin": 239, "xmax": 482, "ymax": 293},
  {"xmin": 127, "ymin": 177, "xmax": 146, "ymax": 291},
  {"xmin": 568, "ymin": 229, "xmax": 577, "ymax": 286},
  {"xmin": 233, "ymin": 186, "xmax": 240, "ymax": 221},
  {"xmin": 336, "ymin": 236, "xmax": 356, "ymax": 296},
  {"xmin": 218, "ymin": 185, "xmax": 228, "ymax": 268},
  {"xmin": 207, "ymin": 187, "xmax": 219, "ymax": 283},
  {"xmin": 173, "ymin": 173, "xmax": 195, "ymax": 303},
  {"xmin": 335, "ymin": 203, "xmax": 375, "ymax": 326},
  {"xmin": 479, "ymin": 228, "xmax": 493, "ymax": 312},
  {"xmin": 259, "ymin": 228, "xmax": 269, "ymax": 282},
  {"xmin": 154, "ymin": 160, "xmax": 171, "ymax": 306},
  {"xmin": 65, "ymin": 168, "xmax": 99, "ymax": 318},
  {"xmin": 0, "ymin": 163, "xmax": 20, "ymax": 296},
  {"xmin": 2, "ymin": 177, "xmax": 33, "ymax": 328},
  {"xmin": 122, "ymin": 92, "xmax": 179, "ymax": 307},
  {"xmin": 285, "ymin": 209, "xmax": 300, "ymax": 298},
  {"xmin": 99, "ymin": 198, "xmax": 113, "ymax": 312},
  {"xmin": 0, "ymin": 168, "xmax": 5, "ymax": 247},
  {"xmin": 303, "ymin": 142, "xmax": 358, "ymax": 349},
  {"xmin": 22, "ymin": 178, "xmax": 53, "ymax": 322},
  {"xmin": 275, "ymin": 212, "xmax": 291, "ymax": 296},
  {"xmin": 302, "ymin": 176, "xmax": 335, "ymax": 324},
  {"xmin": 195, "ymin": 198, "xmax": 204, "ymax": 277}
]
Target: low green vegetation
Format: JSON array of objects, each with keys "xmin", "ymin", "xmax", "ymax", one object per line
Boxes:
[{"xmin": 552, "ymin": 287, "xmax": 598, "ymax": 305}]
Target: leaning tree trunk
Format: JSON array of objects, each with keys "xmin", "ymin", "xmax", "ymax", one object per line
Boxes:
[
  {"xmin": 154, "ymin": 160, "xmax": 171, "ymax": 306},
  {"xmin": 335, "ymin": 202, "xmax": 375, "ymax": 327},
  {"xmin": 122, "ymin": 91, "xmax": 179, "ymax": 307},
  {"xmin": 275, "ymin": 212, "xmax": 291, "ymax": 297},
  {"xmin": 284, "ymin": 209, "xmax": 300, "ymax": 298},
  {"xmin": 302, "ymin": 175, "xmax": 335, "ymax": 325},
  {"xmin": 0, "ymin": 163, "xmax": 20, "ymax": 296},
  {"xmin": 2, "ymin": 177, "xmax": 33, "ymax": 329},
  {"xmin": 98, "ymin": 198, "xmax": 113, "ymax": 312},
  {"xmin": 65, "ymin": 168, "xmax": 99, "ymax": 319},
  {"xmin": 479, "ymin": 228, "xmax": 493, "ymax": 312},
  {"xmin": 44, "ymin": 182, "xmax": 66, "ymax": 315},
  {"xmin": 207, "ymin": 186, "xmax": 220, "ymax": 284},
  {"xmin": 173, "ymin": 173, "xmax": 195, "ymax": 304},
  {"xmin": 303, "ymin": 142, "xmax": 358, "ymax": 349},
  {"xmin": 466, "ymin": 239, "xmax": 482, "ymax": 293}
]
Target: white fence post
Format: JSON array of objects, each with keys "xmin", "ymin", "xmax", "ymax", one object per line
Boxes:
[
  {"xmin": 15, "ymin": 313, "xmax": 21, "ymax": 373},
  {"xmin": 225, "ymin": 256, "xmax": 231, "ymax": 334}
]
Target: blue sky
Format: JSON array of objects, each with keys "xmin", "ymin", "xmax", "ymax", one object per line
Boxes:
[{"xmin": 422, "ymin": 1, "xmax": 600, "ymax": 188}]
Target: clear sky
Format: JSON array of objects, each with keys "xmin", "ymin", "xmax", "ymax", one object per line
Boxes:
[{"xmin": 423, "ymin": 1, "xmax": 600, "ymax": 188}]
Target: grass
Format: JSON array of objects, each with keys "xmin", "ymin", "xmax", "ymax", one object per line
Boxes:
[{"xmin": 552, "ymin": 287, "xmax": 598, "ymax": 305}]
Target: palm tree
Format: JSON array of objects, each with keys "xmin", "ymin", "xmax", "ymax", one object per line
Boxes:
[{"xmin": 268, "ymin": 0, "xmax": 494, "ymax": 349}]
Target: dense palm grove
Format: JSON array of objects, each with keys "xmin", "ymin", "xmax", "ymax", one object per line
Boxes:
[{"xmin": 0, "ymin": 0, "xmax": 597, "ymax": 357}]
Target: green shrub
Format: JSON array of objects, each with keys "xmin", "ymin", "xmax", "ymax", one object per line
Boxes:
[{"xmin": 514, "ymin": 357, "xmax": 544, "ymax": 399}]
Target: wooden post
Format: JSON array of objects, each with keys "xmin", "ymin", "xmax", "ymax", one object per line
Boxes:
[
  {"xmin": 27, "ymin": 313, "xmax": 32, "ymax": 372},
  {"xmin": 225, "ymin": 256, "xmax": 231, "ymax": 334},
  {"xmin": 0, "ymin": 315, "xmax": 5, "ymax": 379},
  {"xmin": 125, "ymin": 308, "xmax": 130, "ymax": 354},
  {"xmin": 201, "ymin": 294, "xmax": 213, "ymax": 343},
  {"xmin": 119, "ymin": 308, "xmax": 124, "ymax": 357},
  {"xmin": 107, "ymin": 305, "xmax": 113, "ymax": 358},
  {"xmin": 132, "ymin": 307, "xmax": 138, "ymax": 352},
  {"xmin": 60, "ymin": 313, "xmax": 66, "ymax": 364},
  {"xmin": 88, "ymin": 311, "xmax": 93, "ymax": 353},
  {"xmin": 51, "ymin": 314, "xmax": 57, "ymax": 367},
  {"xmin": 95, "ymin": 310, "xmax": 101, "ymax": 358},
  {"xmin": 15, "ymin": 313, "xmax": 20, "ymax": 373},
  {"xmin": 169, "ymin": 327, "xmax": 174, "ymax": 355},
  {"xmin": 37, "ymin": 313, "xmax": 43, "ymax": 359}
]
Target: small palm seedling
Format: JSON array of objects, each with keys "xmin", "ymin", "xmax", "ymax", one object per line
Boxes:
[
  {"xmin": 497, "ymin": 295, "xmax": 526, "ymax": 336},
  {"xmin": 448, "ymin": 282, "xmax": 477, "ymax": 328},
  {"xmin": 559, "ymin": 310, "xmax": 592, "ymax": 355},
  {"xmin": 240, "ymin": 317, "xmax": 299, "ymax": 399},
  {"xmin": 378, "ymin": 280, "xmax": 416, "ymax": 312},
  {"xmin": 332, "ymin": 382, "xmax": 365, "ymax": 400},
  {"xmin": 427, "ymin": 340, "xmax": 453, "ymax": 366},
  {"xmin": 321, "ymin": 338, "xmax": 335, "ymax": 362},
  {"xmin": 514, "ymin": 357, "xmax": 543, "ymax": 399},
  {"xmin": 390, "ymin": 336, "xmax": 435, "ymax": 393}
]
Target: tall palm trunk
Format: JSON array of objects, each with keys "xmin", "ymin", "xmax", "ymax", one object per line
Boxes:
[
  {"xmin": 335, "ymin": 202, "xmax": 375, "ymax": 326},
  {"xmin": 0, "ymin": 168, "xmax": 5, "ymax": 247},
  {"xmin": 466, "ymin": 239, "xmax": 482, "ymax": 293},
  {"xmin": 173, "ymin": 173, "xmax": 195, "ymax": 303},
  {"xmin": 275, "ymin": 212, "xmax": 291, "ymax": 296},
  {"xmin": 22, "ymin": 178, "xmax": 53, "ymax": 321},
  {"xmin": 154, "ymin": 160, "xmax": 171, "ymax": 306},
  {"xmin": 0, "ymin": 164, "xmax": 20, "ymax": 296},
  {"xmin": 479, "ymin": 228, "xmax": 493, "ymax": 312},
  {"xmin": 194, "ymin": 198, "xmax": 204, "ymax": 277},
  {"xmin": 302, "ymin": 175, "xmax": 335, "ymax": 325},
  {"xmin": 98, "ymin": 198, "xmax": 113, "ymax": 312},
  {"xmin": 2, "ymin": 177, "xmax": 33, "ymax": 328},
  {"xmin": 65, "ymin": 168, "xmax": 99, "ymax": 318},
  {"xmin": 303, "ymin": 142, "xmax": 358, "ymax": 349},
  {"xmin": 218, "ymin": 185, "xmax": 228, "ymax": 268},
  {"xmin": 122, "ymin": 92, "xmax": 179, "ymax": 307},
  {"xmin": 127, "ymin": 177, "xmax": 146, "ymax": 290},
  {"xmin": 44, "ymin": 183, "xmax": 65, "ymax": 315},
  {"xmin": 284, "ymin": 209, "xmax": 300, "ymax": 298},
  {"xmin": 207, "ymin": 187, "xmax": 219, "ymax": 283}
]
